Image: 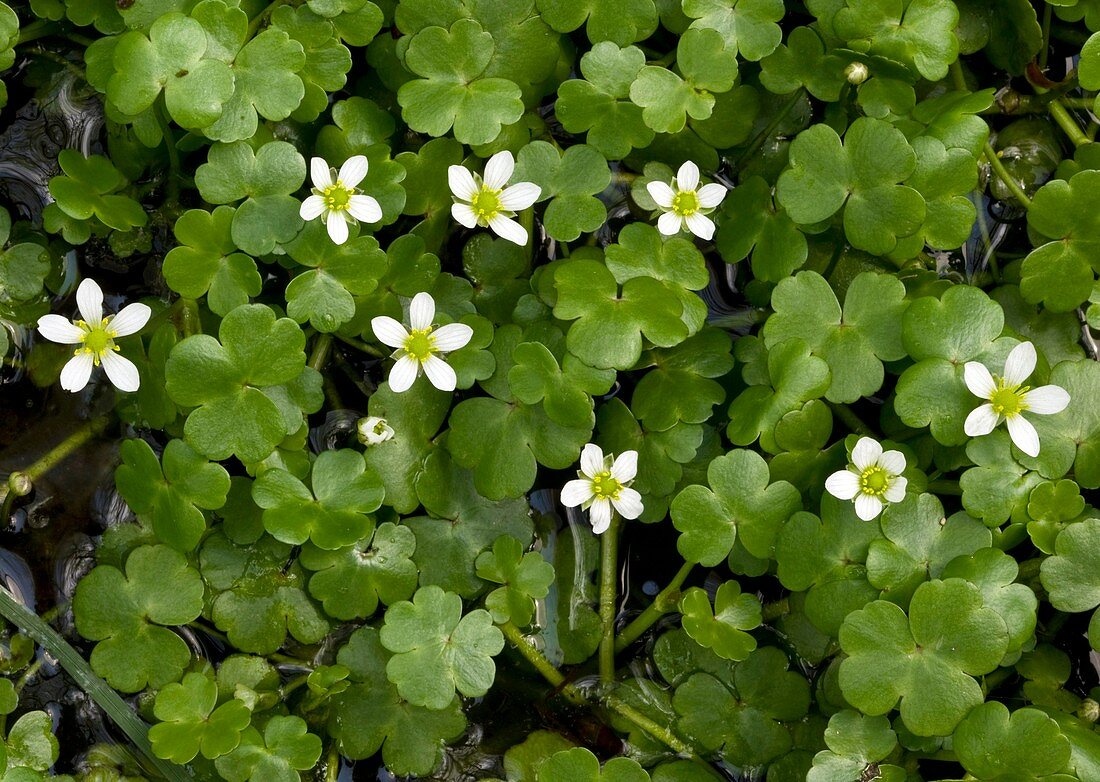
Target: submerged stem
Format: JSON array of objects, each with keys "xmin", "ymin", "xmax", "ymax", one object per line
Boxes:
[
  {"xmin": 598, "ymin": 516, "xmax": 620, "ymax": 683},
  {"xmin": 1049, "ymin": 99, "xmax": 1091, "ymax": 147},
  {"xmin": 982, "ymin": 141, "xmax": 1033, "ymax": 210},
  {"xmin": 308, "ymin": 332, "xmax": 333, "ymax": 372},
  {"xmin": 615, "ymin": 561, "xmax": 694, "ymax": 653},
  {"xmin": 0, "ymin": 417, "xmax": 109, "ymax": 506}
]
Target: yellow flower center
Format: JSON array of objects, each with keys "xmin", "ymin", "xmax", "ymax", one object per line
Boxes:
[
  {"xmin": 671, "ymin": 190, "xmax": 700, "ymax": 217},
  {"xmin": 403, "ymin": 328, "xmax": 437, "ymax": 362},
  {"xmin": 75, "ymin": 319, "xmax": 118, "ymax": 366},
  {"xmin": 859, "ymin": 466, "xmax": 890, "ymax": 497},
  {"xmin": 470, "ymin": 188, "xmax": 502, "ymax": 221},
  {"xmin": 989, "ymin": 379, "xmax": 1029, "ymax": 417},
  {"xmin": 321, "ymin": 182, "xmax": 354, "ymax": 212},
  {"xmin": 372, "ymin": 420, "xmax": 389, "ymax": 435},
  {"xmin": 590, "ymin": 471, "xmax": 623, "ymax": 500}
]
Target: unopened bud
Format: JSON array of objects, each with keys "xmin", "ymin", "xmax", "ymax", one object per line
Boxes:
[
  {"xmin": 845, "ymin": 62, "xmax": 870, "ymax": 85},
  {"xmin": 357, "ymin": 416, "xmax": 394, "ymax": 446},
  {"xmin": 7, "ymin": 472, "xmax": 31, "ymax": 498},
  {"xmin": 1080, "ymin": 698, "xmax": 1100, "ymax": 723}
]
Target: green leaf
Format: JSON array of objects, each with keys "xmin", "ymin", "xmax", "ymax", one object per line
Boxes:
[
  {"xmin": 270, "ymin": 5, "xmax": 351, "ymax": 123},
  {"xmin": 509, "ymin": 342, "xmax": 615, "ymax": 428},
  {"xmin": 631, "ymin": 328, "xmax": 734, "ymax": 432},
  {"xmin": 513, "ymin": 142, "xmax": 610, "ymax": 241},
  {"xmin": 534, "ymin": 0, "xmax": 658, "ymax": 45},
  {"xmin": 475, "ymin": 536, "xmax": 555, "ymax": 626},
  {"xmin": 681, "ymin": 0, "xmax": 785, "ymax": 60},
  {"xmin": 47, "ymin": 150, "xmax": 147, "ymax": 232},
  {"xmin": 679, "ymin": 582, "xmax": 761, "ymax": 661},
  {"xmin": 834, "ymin": 0, "xmax": 960, "ymax": 80},
  {"xmin": 149, "ymin": 672, "xmax": 251, "ymax": 763},
  {"xmin": 214, "ymin": 716, "xmax": 321, "ymax": 782},
  {"xmin": 941, "ymin": 548, "xmax": 1038, "ymax": 658},
  {"xmin": 163, "ymin": 208, "xmax": 261, "ymax": 317},
  {"xmin": 953, "ymin": 702, "xmax": 1072, "ymax": 781},
  {"xmin": 1040, "ymin": 517, "xmax": 1100, "ymax": 614},
  {"xmin": 537, "ymin": 748, "xmax": 651, "ymax": 782},
  {"xmin": 760, "ymin": 26, "xmax": 847, "ymax": 99},
  {"xmin": 4, "ymin": 712, "xmax": 58, "ymax": 773},
  {"xmin": 715, "ymin": 176, "xmax": 808, "ymax": 282},
  {"xmin": 808, "ymin": 711, "xmax": 902, "ymax": 782}
]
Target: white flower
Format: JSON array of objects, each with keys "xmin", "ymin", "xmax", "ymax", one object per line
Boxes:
[
  {"xmin": 646, "ymin": 160, "xmax": 727, "ymax": 241},
  {"xmin": 370, "ymin": 292, "xmax": 473, "ymax": 393},
  {"xmin": 299, "ymin": 155, "xmax": 382, "ymax": 245},
  {"xmin": 963, "ymin": 341, "xmax": 1070, "ymax": 458},
  {"xmin": 357, "ymin": 416, "xmax": 394, "ymax": 446},
  {"xmin": 36, "ymin": 278, "xmax": 150, "ymax": 393},
  {"xmin": 560, "ymin": 443, "xmax": 643, "ymax": 534},
  {"xmin": 825, "ymin": 437, "xmax": 907, "ymax": 522},
  {"xmin": 449, "ymin": 151, "xmax": 541, "ymax": 246}
]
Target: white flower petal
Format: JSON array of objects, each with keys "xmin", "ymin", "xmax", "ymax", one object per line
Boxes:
[
  {"xmin": 483, "ymin": 151, "xmax": 514, "ymax": 191},
  {"xmin": 854, "ymin": 493, "xmax": 883, "ymax": 521},
  {"xmin": 610, "ymin": 450, "xmax": 638, "ymax": 483},
  {"xmin": 310, "ymin": 157, "xmax": 333, "ymax": 190},
  {"xmin": 337, "ymin": 155, "xmax": 368, "ymax": 188},
  {"xmin": 421, "ymin": 354, "xmax": 457, "ymax": 392},
  {"xmin": 326, "ymin": 211, "xmax": 349, "ymax": 245},
  {"xmin": 1003, "ymin": 341, "xmax": 1037, "ymax": 386},
  {"xmin": 963, "ymin": 361, "xmax": 997, "ymax": 399},
  {"xmin": 109, "ymin": 303, "xmax": 151, "ymax": 337},
  {"xmin": 561, "ymin": 478, "xmax": 595, "ymax": 507},
  {"xmin": 646, "ymin": 181, "xmax": 676, "ymax": 209},
  {"xmin": 100, "ymin": 350, "xmax": 140, "ymax": 392},
  {"xmin": 676, "ymin": 160, "xmax": 699, "ymax": 191},
  {"xmin": 448, "ymin": 165, "xmax": 479, "ymax": 202},
  {"xmin": 612, "ymin": 488, "xmax": 643, "ymax": 519},
  {"xmin": 1007, "ymin": 415, "xmax": 1041, "ymax": 458},
  {"xmin": 371, "ymin": 316, "xmax": 409, "ymax": 349},
  {"xmin": 657, "ymin": 212, "xmax": 683, "ymax": 236},
  {"xmin": 347, "ymin": 195, "xmax": 382, "ymax": 223},
  {"xmin": 76, "ymin": 278, "xmax": 103, "ymax": 324},
  {"xmin": 1024, "ymin": 385, "xmax": 1070, "ymax": 415},
  {"xmin": 964, "ymin": 404, "xmax": 999, "ymax": 437},
  {"xmin": 589, "ymin": 498, "xmax": 612, "ymax": 534},
  {"xmin": 883, "ymin": 476, "xmax": 907, "ymax": 504},
  {"xmin": 850, "ymin": 437, "xmax": 883, "ymax": 471},
  {"xmin": 451, "ymin": 203, "xmax": 479, "ymax": 228},
  {"xmin": 498, "ymin": 182, "xmax": 541, "ymax": 211},
  {"xmin": 431, "ymin": 323, "xmax": 473, "ymax": 352},
  {"xmin": 684, "ymin": 212, "xmax": 715, "ymax": 240},
  {"xmin": 488, "ymin": 214, "xmax": 528, "ymax": 246},
  {"xmin": 877, "ymin": 449, "xmax": 905, "ymax": 476},
  {"xmin": 409, "ymin": 292, "xmax": 435, "ymax": 331},
  {"xmin": 36, "ymin": 315, "xmax": 85, "ymax": 344},
  {"xmin": 300, "ymin": 195, "xmax": 326, "ymax": 221},
  {"xmin": 696, "ymin": 182, "xmax": 727, "ymax": 208},
  {"xmin": 388, "ymin": 354, "xmax": 420, "ymax": 393},
  {"xmin": 59, "ymin": 352, "xmax": 94, "ymax": 392},
  {"xmin": 825, "ymin": 469, "xmax": 860, "ymax": 500},
  {"xmin": 579, "ymin": 443, "xmax": 605, "ymax": 478}
]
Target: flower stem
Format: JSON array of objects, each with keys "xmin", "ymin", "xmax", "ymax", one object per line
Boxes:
[
  {"xmin": 333, "ymin": 332, "xmax": 384, "ymax": 358},
  {"xmin": 308, "ymin": 333, "xmax": 333, "ymax": 372},
  {"xmin": 1049, "ymin": 99, "xmax": 1091, "ymax": 147},
  {"xmin": 615, "ymin": 561, "xmax": 694, "ymax": 653},
  {"xmin": 154, "ymin": 101, "xmax": 180, "ymax": 206},
  {"xmin": 598, "ymin": 515, "xmax": 621, "ymax": 683},
  {"xmin": 520, "ymin": 207, "xmax": 535, "ymax": 264},
  {"xmin": 982, "ymin": 141, "xmax": 1033, "ymax": 210},
  {"xmin": 0, "ymin": 417, "xmax": 109, "ymax": 507}
]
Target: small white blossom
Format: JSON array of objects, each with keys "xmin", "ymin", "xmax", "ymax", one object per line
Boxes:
[
  {"xmin": 646, "ymin": 160, "xmax": 727, "ymax": 240},
  {"xmin": 36, "ymin": 278, "xmax": 150, "ymax": 393},
  {"xmin": 370, "ymin": 292, "xmax": 472, "ymax": 393},
  {"xmin": 358, "ymin": 416, "xmax": 394, "ymax": 446},
  {"xmin": 825, "ymin": 437, "xmax": 907, "ymax": 521},
  {"xmin": 560, "ymin": 443, "xmax": 643, "ymax": 534},
  {"xmin": 449, "ymin": 151, "xmax": 541, "ymax": 246},
  {"xmin": 299, "ymin": 155, "xmax": 382, "ymax": 245},
  {"xmin": 963, "ymin": 341, "xmax": 1069, "ymax": 458}
]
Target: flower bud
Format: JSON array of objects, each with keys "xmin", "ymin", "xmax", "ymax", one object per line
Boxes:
[
  {"xmin": 845, "ymin": 62, "xmax": 870, "ymax": 85},
  {"xmin": 357, "ymin": 416, "xmax": 394, "ymax": 446}
]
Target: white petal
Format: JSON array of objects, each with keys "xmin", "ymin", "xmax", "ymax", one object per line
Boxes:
[
  {"xmin": 964, "ymin": 404, "xmax": 999, "ymax": 437},
  {"xmin": 371, "ymin": 316, "xmax": 409, "ymax": 349},
  {"xmin": 37, "ymin": 315, "xmax": 84, "ymax": 344},
  {"xmin": 451, "ymin": 202, "xmax": 479, "ymax": 228},
  {"xmin": 431, "ymin": 323, "xmax": 473, "ymax": 352},
  {"xmin": 482, "ymin": 151, "xmax": 514, "ymax": 191},
  {"xmin": 646, "ymin": 181, "xmax": 676, "ymax": 209},
  {"xmin": 409, "ymin": 292, "xmax": 435, "ymax": 331},
  {"xmin": 310, "ymin": 157, "xmax": 333, "ymax": 190},
  {"xmin": 676, "ymin": 160, "xmax": 699, "ymax": 191},
  {"xmin": 561, "ymin": 478, "xmax": 594, "ymax": 507},
  {"xmin": 589, "ymin": 499, "xmax": 612, "ymax": 534},
  {"xmin": 326, "ymin": 211, "xmax": 349, "ymax": 245},
  {"xmin": 101, "ymin": 350, "xmax": 140, "ymax": 392},
  {"xmin": 76, "ymin": 278, "xmax": 103, "ymax": 324},
  {"xmin": 657, "ymin": 212, "xmax": 683, "ymax": 235},
  {"xmin": 850, "ymin": 437, "xmax": 883, "ymax": 471},
  {"xmin": 883, "ymin": 476, "xmax": 907, "ymax": 504},
  {"xmin": 347, "ymin": 195, "xmax": 382, "ymax": 223},
  {"xmin": 421, "ymin": 354, "xmax": 457, "ymax": 392},
  {"xmin": 611, "ymin": 488, "xmax": 643, "ymax": 519},
  {"xmin": 488, "ymin": 214, "xmax": 528, "ymax": 246},
  {"xmin": 854, "ymin": 493, "xmax": 883, "ymax": 521},
  {"xmin": 1003, "ymin": 341, "xmax": 1037, "ymax": 386},
  {"xmin": 684, "ymin": 212, "xmax": 715, "ymax": 240},
  {"xmin": 696, "ymin": 183, "xmax": 727, "ymax": 208},
  {"xmin": 109, "ymin": 303, "xmax": 151, "ymax": 337},
  {"xmin": 1007, "ymin": 415, "xmax": 1041, "ymax": 458},
  {"xmin": 300, "ymin": 195, "xmax": 326, "ymax": 220},
  {"xmin": 579, "ymin": 443, "xmax": 605, "ymax": 479},
  {"xmin": 877, "ymin": 449, "xmax": 905, "ymax": 476},
  {"xmin": 963, "ymin": 361, "xmax": 996, "ymax": 399},
  {"xmin": 498, "ymin": 182, "xmax": 541, "ymax": 211},
  {"xmin": 610, "ymin": 450, "xmax": 638, "ymax": 483},
  {"xmin": 1024, "ymin": 385, "xmax": 1070, "ymax": 415},
  {"xmin": 825, "ymin": 470, "xmax": 860, "ymax": 500},
  {"xmin": 59, "ymin": 352, "xmax": 94, "ymax": 392},
  {"xmin": 337, "ymin": 155, "xmax": 368, "ymax": 188},
  {"xmin": 387, "ymin": 354, "xmax": 419, "ymax": 393},
  {"xmin": 447, "ymin": 165, "xmax": 479, "ymax": 202}
]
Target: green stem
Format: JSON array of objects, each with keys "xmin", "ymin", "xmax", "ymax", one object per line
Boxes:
[
  {"xmin": 325, "ymin": 745, "xmax": 340, "ymax": 782},
  {"xmin": 0, "ymin": 417, "xmax": 109, "ymax": 506},
  {"xmin": 1040, "ymin": 2, "xmax": 1053, "ymax": 70},
  {"xmin": 520, "ymin": 208, "xmax": 535, "ymax": 264},
  {"xmin": 177, "ymin": 297, "xmax": 201, "ymax": 337},
  {"xmin": 950, "ymin": 59, "xmax": 967, "ymax": 92},
  {"xmin": 761, "ymin": 597, "xmax": 790, "ymax": 623},
  {"xmin": 1049, "ymin": 100, "xmax": 1091, "ymax": 147},
  {"xmin": 598, "ymin": 516, "xmax": 621, "ymax": 683},
  {"xmin": 16, "ymin": 20, "xmax": 56, "ymax": 46},
  {"xmin": 0, "ymin": 588, "xmax": 193, "ymax": 781},
  {"xmin": 927, "ymin": 479, "xmax": 962, "ymax": 496},
  {"xmin": 826, "ymin": 401, "xmax": 875, "ymax": 438},
  {"xmin": 247, "ymin": 0, "xmax": 288, "ymax": 37},
  {"xmin": 615, "ymin": 561, "xmax": 694, "ymax": 653},
  {"xmin": 333, "ymin": 332, "xmax": 384, "ymax": 358},
  {"xmin": 733, "ymin": 88, "xmax": 805, "ymax": 172},
  {"xmin": 154, "ymin": 102, "xmax": 181, "ymax": 206},
  {"xmin": 983, "ymin": 141, "xmax": 1033, "ymax": 210},
  {"xmin": 308, "ymin": 333, "xmax": 333, "ymax": 372}
]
